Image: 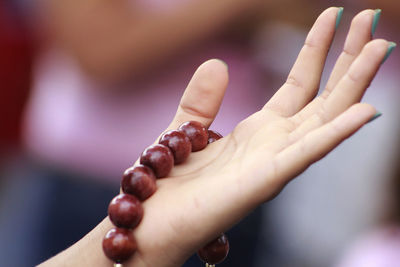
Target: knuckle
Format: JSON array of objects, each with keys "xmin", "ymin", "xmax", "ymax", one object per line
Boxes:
[
  {"xmin": 316, "ymin": 103, "xmax": 330, "ymax": 124},
  {"xmin": 286, "ymin": 75, "xmax": 303, "ymax": 89},
  {"xmin": 327, "ymin": 120, "xmax": 342, "ymax": 138},
  {"xmin": 345, "ymin": 71, "xmax": 359, "ymax": 84},
  {"xmin": 342, "ymin": 46, "xmax": 357, "ymax": 59}
]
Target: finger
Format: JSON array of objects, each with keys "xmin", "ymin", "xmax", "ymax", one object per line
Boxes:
[
  {"xmin": 318, "ymin": 39, "xmax": 388, "ymax": 119},
  {"xmin": 133, "ymin": 59, "xmax": 228, "ymax": 165},
  {"xmin": 168, "ymin": 59, "xmax": 229, "ymax": 130},
  {"xmin": 264, "ymin": 7, "xmax": 340, "ymax": 116},
  {"xmin": 291, "ymin": 9, "xmax": 377, "ymax": 124},
  {"xmin": 275, "ymin": 103, "xmax": 376, "ymax": 186},
  {"xmin": 288, "ymin": 39, "xmax": 388, "ymax": 142},
  {"xmin": 323, "ymin": 9, "xmax": 377, "ymax": 98}
]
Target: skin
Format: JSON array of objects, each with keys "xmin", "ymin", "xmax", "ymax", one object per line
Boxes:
[
  {"xmin": 39, "ymin": 8, "xmax": 392, "ymax": 267},
  {"xmin": 38, "ymin": 0, "xmax": 321, "ymax": 84},
  {"xmin": 39, "ymin": 0, "xmax": 269, "ymax": 82}
]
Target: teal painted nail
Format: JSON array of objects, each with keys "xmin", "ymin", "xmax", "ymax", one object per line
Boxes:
[
  {"xmin": 371, "ymin": 9, "xmax": 381, "ymax": 35},
  {"xmin": 367, "ymin": 112, "xmax": 382, "ymax": 123},
  {"xmin": 382, "ymin": 42, "xmax": 396, "ymax": 63},
  {"xmin": 335, "ymin": 7, "xmax": 344, "ymax": 30}
]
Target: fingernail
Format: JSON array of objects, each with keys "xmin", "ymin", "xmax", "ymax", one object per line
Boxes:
[
  {"xmin": 371, "ymin": 9, "xmax": 381, "ymax": 35},
  {"xmin": 382, "ymin": 42, "xmax": 396, "ymax": 63},
  {"xmin": 367, "ymin": 111, "xmax": 382, "ymax": 123},
  {"xmin": 335, "ymin": 7, "xmax": 344, "ymax": 30}
]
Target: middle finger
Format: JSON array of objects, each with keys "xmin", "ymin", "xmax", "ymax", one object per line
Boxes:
[{"xmin": 291, "ymin": 9, "xmax": 379, "ymax": 125}]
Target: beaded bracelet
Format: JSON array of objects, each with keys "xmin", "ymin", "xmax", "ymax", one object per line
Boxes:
[{"xmin": 102, "ymin": 121, "xmax": 229, "ymax": 267}]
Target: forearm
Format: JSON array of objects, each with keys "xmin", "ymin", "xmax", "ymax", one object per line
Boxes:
[
  {"xmin": 38, "ymin": 171, "xmax": 258, "ymax": 267},
  {"xmin": 38, "ymin": 218, "xmax": 112, "ymax": 267},
  {"xmin": 42, "ymin": 0, "xmax": 258, "ymax": 82}
]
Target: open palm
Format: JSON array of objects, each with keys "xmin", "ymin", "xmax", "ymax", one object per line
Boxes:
[
  {"xmin": 40, "ymin": 7, "xmax": 394, "ymax": 267},
  {"xmin": 125, "ymin": 7, "xmax": 392, "ymax": 267}
]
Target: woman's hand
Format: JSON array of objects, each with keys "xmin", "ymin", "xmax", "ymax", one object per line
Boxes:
[{"xmin": 40, "ymin": 7, "xmax": 394, "ymax": 267}]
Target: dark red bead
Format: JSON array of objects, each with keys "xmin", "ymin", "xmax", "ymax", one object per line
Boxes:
[
  {"xmin": 197, "ymin": 233, "xmax": 229, "ymax": 265},
  {"xmin": 207, "ymin": 130, "xmax": 223, "ymax": 144},
  {"xmin": 178, "ymin": 121, "xmax": 208, "ymax": 152},
  {"xmin": 122, "ymin": 165, "xmax": 157, "ymax": 201},
  {"xmin": 140, "ymin": 144, "xmax": 174, "ymax": 178},
  {"xmin": 103, "ymin": 228, "xmax": 137, "ymax": 263},
  {"xmin": 108, "ymin": 194, "xmax": 143, "ymax": 228},
  {"xmin": 159, "ymin": 130, "xmax": 192, "ymax": 164}
]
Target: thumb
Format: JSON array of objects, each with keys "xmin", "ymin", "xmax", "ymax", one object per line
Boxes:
[{"xmin": 167, "ymin": 59, "xmax": 229, "ymax": 130}]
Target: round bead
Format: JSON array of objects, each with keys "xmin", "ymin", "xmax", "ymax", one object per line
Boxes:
[
  {"xmin": 103, "ymin": 228, "xmax": 137, "ymax": 263},
  {"xmin": 178, "ymin": 121, "xmax": 208, "ymax": 152},
  {"xmin": 140, "ymin": 144, "xmax": 174, "ymax": 178},
  {"xmin": 159, "ymin": 130, "xmax": 192, "ymax": 164},
  {"xmin": 122, "ymin": 165, "xmax": 157, "ymax": 201},
  {"xmin": 197, "ymin": 233, "xmax": 229, "ymax": 265},
  {"xmin": 108, "ymin": 194, "xmax": 143, "ymax": 228},
  {"xmin": 207, "ymin": 130, "xmax": 223, "ymax": 144}
]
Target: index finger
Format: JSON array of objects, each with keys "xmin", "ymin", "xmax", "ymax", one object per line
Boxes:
[{"xmin": 264, "ymin": 7, "xmax": 340, "ymax": 116}]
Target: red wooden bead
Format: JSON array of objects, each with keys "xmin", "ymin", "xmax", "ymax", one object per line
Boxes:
[
  {"xmin": 122, "ymin": 165, "xmax": 157, "ymax": 201},
  {"xmin": 178, "ymin": 121, "xmax": 208, "ymax": 152},
  {"xmin": 108, "ymin": 194, "xmax": 143, "ymax": 228},
  {"xmin": 140, "ymin": 144, "xmax": 174, "ymax": 178},
  {"xmin": 159, "ymin": 130, "xmax": 192, "ymax": 164},
  {"xmin": 197, "ymin": 233, "xmax": 229, "ymax": 264},
  {"xmin": 103, "ymin": 228, "xmax": 137, "ymax": 263},
  {"xmin": 207, "ymin": 130, "xmax": 223, "ymax": 144}
]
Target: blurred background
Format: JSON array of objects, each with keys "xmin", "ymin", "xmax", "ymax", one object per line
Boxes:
[{"xmin": 0, "ymin": 0, "xmax": 399, "ymax": 266}]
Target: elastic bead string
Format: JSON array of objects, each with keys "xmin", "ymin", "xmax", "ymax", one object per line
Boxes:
[{"xmin": 102, "ymin": 121, "xmax": 228, "ymax": 266}]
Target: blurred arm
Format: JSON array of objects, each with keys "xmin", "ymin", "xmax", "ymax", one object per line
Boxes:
[{"xmin": 41, "ymin": 0, "xmax": 260, "ymax": 82}]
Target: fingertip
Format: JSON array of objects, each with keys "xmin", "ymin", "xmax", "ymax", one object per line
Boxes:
[
  {"xmin": 352, "ymin": 9, "xmax": 376, "ymax": 24},
  {"xmin": 347, "ymin": 103, "xmax": 377, "ymax": 123},
  {"xmin": 359, "ymin": 102, "xmax": 378, "ymax": 120},
  {"xmin": 349, "ymin": 102, "xmax": 375, "ymax": 112},
  {"xmin": 210, "ymin": 58, "xmax": 229, "ymax": 70},
  {"xmin": 194, "ymin": 59, "xmax": 229, "ymax": 89},
  {"xmin": 382, "ymin": 41, "xmax": 396, "ymax": 63},
  {"xmin": 169, "ymin": 59, "xmax": 230, "ymax": 130},
  {"xmin": 198, "ymin": 58, "xmax": 229, "ymax": 73},
  {"xmin": 363, "ymin": 39, "xmax": 388, "ymax": 57},
  {"xmin": 307, "ymin": 7, "xmax": 338, "ymax": 44},
  {"xmin": 311, "ymin": 7, "xmax": 338, "ymax": 29},
  {"xmin": 322, "ymin": 6, "xmax": 342, "ymax": 17},
  {"xmin": 335, "ymin": 7, "xmax": 344, "ymax": 30},
  {"xmin": 319, "ymin": 7, "xmax": 343, "ymax": 23},
  {"xmin": 351, "ymin": 103, "xmax": 380, "ymax": 124},
  {"xmin": 367, "ymin": 111, "xmax": 382, "ymax": 124}
]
